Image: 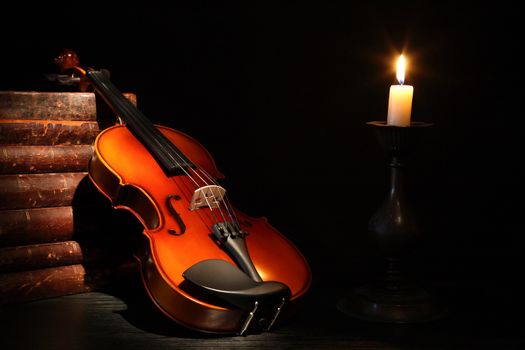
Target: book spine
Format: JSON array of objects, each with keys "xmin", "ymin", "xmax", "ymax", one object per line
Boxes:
[
  {"xmin": 0, "ymin": 92, "xmax": 97, "ymax": 121},
  {"xmin": 0, "ymin": 207, "xmax": 76, "ymax": 247},
  {"xmin": 0, "ymin": 241, "xmax": 84, "ymax": 273},
  {"xmin": 0, "ymin": 172, "xmax": 88, "ymax": 210},
  {"xmin": 0, "ymin": 120, "xmax": 99, "ymax": 145},
  {"xmin": 0, "ymin": 145, "xmax": 93, "ymax": 174},
  {"xmin": 0, "ymin": 261, "xmax": 137, "ymax": 304}
]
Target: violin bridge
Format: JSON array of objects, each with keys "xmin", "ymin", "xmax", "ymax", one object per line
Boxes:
[{"xmin": 189, "ymin": 185, "xmax": 226, "ymax": 211}]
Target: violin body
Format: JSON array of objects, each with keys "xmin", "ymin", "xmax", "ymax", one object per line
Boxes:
[{"xmin": 89, "ymin": 124, "xmax": 311, "ymax": 333}]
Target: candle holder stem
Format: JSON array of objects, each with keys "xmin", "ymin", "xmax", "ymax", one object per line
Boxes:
[{"xmin": 337, "ymin": 121, "xmax": 446, "ymax": 323}]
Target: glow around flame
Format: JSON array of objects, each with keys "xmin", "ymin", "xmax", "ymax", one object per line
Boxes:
[{"xmin": 396, "ymin": 54, "xmax": 406, "ymax": 85}]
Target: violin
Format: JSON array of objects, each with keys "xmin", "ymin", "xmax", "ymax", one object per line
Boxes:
[{"xmin": 54, "ymin": 50, "xmax": 311, "ymax": 335}]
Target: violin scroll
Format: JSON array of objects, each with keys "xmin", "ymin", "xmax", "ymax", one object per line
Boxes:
[
  {"xmin": 54, "ymin": 48, "xmax": 81, "ymax": 72},
  {"xmin": 52, "ymin": 49, "xmax": 109, "ymax": 92}
]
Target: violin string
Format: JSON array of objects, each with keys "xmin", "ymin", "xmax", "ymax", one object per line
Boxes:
[
  {"xmin": 146, "ymin": 130, "xmax": 228, "ymax": 226},
  {"xmin": 186, "ymin": 166, "xmax": 210, "ymax": 187},
  {"xmin": 169, "ymin": 174, "xmax": 221, "ymax": 231},
  {"xmin": 161, "ymin": 151, "xmax": 226, "ymax": 224},
  {"xmin": 222, "ymin": 194, "xmax": 242, "ymax": 230},
  {"xmin": 90, "ymin": 71, "xmax": 205, "ymax": 189},
  {"xmin": 103, "ymin": 76, "xmax": 205, "ymax": 188},
  {"xmin": 116, "ymin": 98, "xmax": 226, "ymax": 228},
  {"xmin": 90, "ymin": 71, "xmax": 227, "ymax": 227},
  {"xmin": 196, "ymin": 167, "xmax": 240, "ymax": 225},
  {"xmin": 202, "ymin": 186, "xmax": 230, "ymax": 224},
  {"xmin": 201, "ymin": 189, "xmax": 221, "ymax": 223},
  {"xmin": 190, "ymin": 166, "xmax": 232, "ymax": 219},
  {"xmin": 159, "ymin": 158, "xmax": 219, "ymax": 226},
  {"xmin": 145, "ymin": 127, "xmax": 230, "ymax": 225},
  {"xmin": 88, "ymin": 72, "xmax": 222, "ymax": 235},
  {"xmin": 195, "ymin": 167, "xmax": 241, "ymax": 228},
  {"xmin": 176, "ymin": 162, "xmax": 230, "ymax": 224},
  {"xmin": 154, "ymin": 137, "xmax": 230, "ymax": 224},
  {"xmin": 142, "ymin": 123, "xmax": 232, "ymax": 224}
]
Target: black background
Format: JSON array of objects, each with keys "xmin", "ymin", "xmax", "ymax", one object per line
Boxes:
[{"xmin": 1, "ymin": 2, "xmax": 521, "ymax": 293}]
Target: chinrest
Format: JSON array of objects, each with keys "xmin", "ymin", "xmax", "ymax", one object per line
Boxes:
[{"xmin": 183, "ymin": 259, "xmax": 291, "ymax": 310}]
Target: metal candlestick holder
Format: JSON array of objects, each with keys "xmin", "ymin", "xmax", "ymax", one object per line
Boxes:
[{"xmin": 337, "ymin": 121, "xmax": 446, "ymax": 323}]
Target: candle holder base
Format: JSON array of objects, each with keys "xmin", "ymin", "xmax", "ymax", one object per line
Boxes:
[
  {"xmin": 337, "ymin": 120, "xmax": 447, "ymax": 324},
  {"xmin": 337, "ymin": 285, "xmax": 447, "ymax": 323}
]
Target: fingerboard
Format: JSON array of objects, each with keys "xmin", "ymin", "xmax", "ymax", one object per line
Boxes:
[{"xmin": 86, "ymin": 70, "xmax": 193, "ymax": 175}]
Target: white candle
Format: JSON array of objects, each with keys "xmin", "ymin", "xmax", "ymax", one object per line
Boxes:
[{"xmin": 387, "ymin": 55, "xmax": 413, "ymax": 127}]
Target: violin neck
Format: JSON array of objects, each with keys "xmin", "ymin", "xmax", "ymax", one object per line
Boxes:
[{"xmin": 86, "ymin": 70, "xmax": 193, "ymax": 175}]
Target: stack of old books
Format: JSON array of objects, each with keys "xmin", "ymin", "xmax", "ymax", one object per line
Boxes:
[{"xmin": 0, "ymin": 91, "xmax": 139, "ymax": 303}]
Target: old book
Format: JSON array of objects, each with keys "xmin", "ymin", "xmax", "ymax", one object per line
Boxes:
[
  {"xmin": 0, "ymin": 260, "xmax": 137, "ymax": 304},
  {"xmin": 0, "ymin": 207, "xmax": 76, "ymax": 247},
  {"xmin": 0, "ymin": 120, "xmax": 99, "ymax": 145},
  {"xmin": 0, "ymin": 92, "xmax": 137, "ymax": 145},
  {"xmin": 0, "ymin": 145, "xmax": 93, "ymax": 174},
  {"xmin": 0, "ymin": 92, "xmax": 97, "ymax": 121},
  {"xmin": 0, "ymin": 205, "xmax": 142, "ymax": 248},
  {"xmin": 0, "ymin": 240, "xmax": 128, "ymax": 273},
  {"xmin": 0, "ymin": 172, "xmax": 88, "ymax": 210},
  {"xmin": 0, "ymin": 241, "xmax": 84, "ymax": 273},
  {"xmin": 0, "ymin": 91, "xmax": 136, "ymax": 121}
]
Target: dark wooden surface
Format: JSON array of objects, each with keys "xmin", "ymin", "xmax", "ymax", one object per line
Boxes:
[{"xmin": 0, "ymin": 264, "xmax": 522, "ymax": 350}]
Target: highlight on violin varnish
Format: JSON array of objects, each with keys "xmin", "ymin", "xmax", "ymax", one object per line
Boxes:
[{"xmin": 54, "ymin": 49, "xmax": 311, "ymax": 335}]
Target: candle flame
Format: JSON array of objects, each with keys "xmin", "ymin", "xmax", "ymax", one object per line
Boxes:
[{"xmin": 396, "ymin": 54, "xmax": 406, "ymax": 85}]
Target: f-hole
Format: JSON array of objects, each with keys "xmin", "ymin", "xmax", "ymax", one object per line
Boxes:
[{"xmin": 166, "ymin": 194, "xmax": 186, "ymax": 235}]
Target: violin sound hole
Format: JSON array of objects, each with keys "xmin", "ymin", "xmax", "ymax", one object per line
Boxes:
[
  {"xmin": 166, "ymin": 194, "xmax": 186, "ymax": 235},
  {"xmin": 168, "ymin": 228, "xmax": 184, "ymax": 236}
]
